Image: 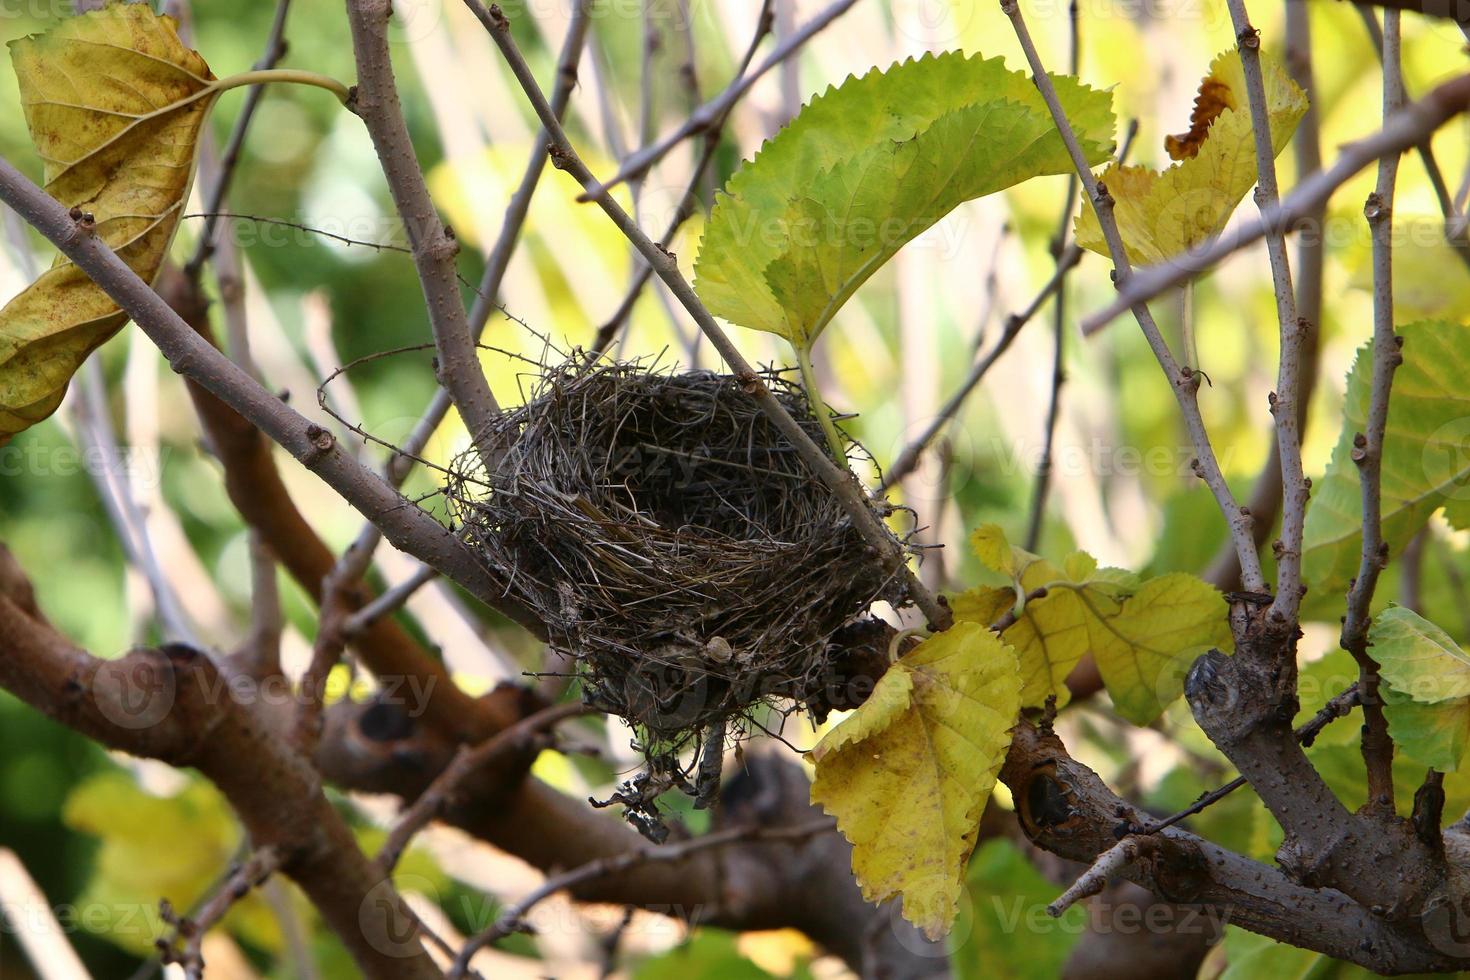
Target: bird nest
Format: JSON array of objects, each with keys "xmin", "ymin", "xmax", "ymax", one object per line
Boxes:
[{"xmin": 446, "ymin": 360, "xmax": 907, "ymax": 779}]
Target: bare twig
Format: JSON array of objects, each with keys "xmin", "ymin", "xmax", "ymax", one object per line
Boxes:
[
  {"xmin": 1000, "ymin": 0, "xmax": 1265, "ymax": 594},
  {"xmin": 160, "ymin": 846, "xmax": 284, "ymax": 980},
  {"xmin": 588, "ymin": 0, "xmax": 775, "ymax": 357},
  {"xmin": 1224, "ymin": 0, "xmax": 1308, "ymax": 624},
  {"xmin": 574, "ymin": 0, "xmax": 860, "ymax": 202},
  {"xmin": 447, "ymin": 818, "xmax": 834, "ymax": 976},
  {"xmin": 184, "ymin": 0, "xmax": 293, "ymax": 278},
  {"xmin": 1341, "ymin": 8, "xmax": 1406, "ymax": 815},
  {"xmin": 343, "ymin": 564, "xmax": 440, "ymax": 637},
  {"xmin": 1081, "ymin": 73, "xmax": 1470, "ymax": 333},
  {"xmin": 377, "ymin": 702, "xmax": 589, "ymax": 875},
  {"xmin": 1204, "ymin": 0, "xmax": 1326, "ymax": 592},
  {"xmin": 474, "ymin": 1, "xmax": 951, "ymax": 630},
  {"xmin": 344, "ymin": 0, "xmax": 502, "ymax": 459},
  {"xmin": 1048, "ymin": 836, "xmax": 1140, "ymax": 916},
  {"xmin": 383, "ymin": 0, "xmax": 591, "ymax": 491}
]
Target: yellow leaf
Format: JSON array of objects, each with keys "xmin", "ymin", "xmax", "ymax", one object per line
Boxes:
[
  {"xmin": 809, "ymin": 623, "xmax": 1020, "ymax": 939},
  {"xmin": 954, "ymin": 539, "xmax": 1227, "ymax": 722},
  {"xmin": 1, "ymin": 4, "xmax": 216, "ymax": 439},
  {"xmin": 969, "ymin": 524, "xmax": 1017, "ymax": 577},
  {"xmin": 1074, "ymin": 47, "xmax": 1307, "ymax": 266}
]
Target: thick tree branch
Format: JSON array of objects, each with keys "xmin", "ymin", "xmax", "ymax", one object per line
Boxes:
[
  {"xmin": 0, "ymin": 587, "xmax": 440, "ymax": 979},
  {"xmin": 1186, "ymin": 600, "xmax": 1443, "ymax": 918},
  {"xmin": 1002, "ymin": 721, "xmax": 1465, "ymax": 973}
]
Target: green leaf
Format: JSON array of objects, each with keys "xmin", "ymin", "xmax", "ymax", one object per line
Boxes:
[
  {"xmin": 1, "ymin": 4, "xmax": 216, "ymax": 441},
  {"xmin": 808, "ymin": 622, "xmax": 1020, "ymax": 939},
  {"xmin": 1364, "ymin": 607, "xmax": 1470, "ymax": 771},
  {"xmin": 1075, "ymin": 46, "xmax": 1307, "ymax": 266},
  {"xmin": 952, "ymin": 525, "xmax": 1229, "ymax": 723},
  {"xmin": 1345, "ymin": 215, "xmax": 1470, "ymax": 323},
  {"xmin": 1369, "ymin": 606, "xmax": 1470, "ymax": 703},
  {"xmin": 1302, "ymin": 321, "xmax": 1470, "ymax": 601},
  {"xmin": 694, "ymin": 51, "xmax": 1114, "ymax": 348}
]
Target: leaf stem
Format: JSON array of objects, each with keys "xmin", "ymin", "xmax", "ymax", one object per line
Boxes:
[
  {"xmin": 796, "ymin": 344, "xmax": 845, "ymax": 461},
  {"xmin": 211, "ymin": 68, "xmax": 353, "ymax": 106}
]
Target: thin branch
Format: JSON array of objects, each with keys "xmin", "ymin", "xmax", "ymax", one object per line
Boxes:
[
  {"xmin": 70, "ymin": 362, "xmax": 199, "ymax": 646},
  {"xmin": 384, "ymin": 0, "xmax": 591, "ymax": 489},
  {"xmin": 1205, "ymin": 0, "xmax": 1326, "ymax": 592},
  {"xmin": 447, "ymin": 818, "xmax": 835, "ymax": 976},
  {"xmin": 344, "ymin": 564, "xmax": 440, "ymax": 637},
  {"xmin": 1080, "ymin": 72, "xmax": 1470, "ymax": 333},
  {"xmin": 1341, "ymin": 8, "xmax": 1407, "ymax": 814},
  {"xmin": 376, "ymin": 702, "xmax": 589, "ymax": 875},
  {"xmin": 160, "ymin": 846, "xmax": 284, "ymax": 980},
  {"xmin": 184, "ymin": 0, "xmax": 293, "ymax": 278},
  {"xmin": 588, "ymin": 0, "xmax": 775, "ymax": 357},
  {"xmin": 1000, "ymin": 0, "xmax": 1265, "ymax": 593},
  {"xmin": 473, "ymin": 0, "xmax": 952, "ymax": 630},
  {"xmin": 344, "ymin": 0, "xmax": 502, "ymax": 461},
  {"xmin": 1027, "ymin": 0, "xmax": 1081, "ymax": 554},
  {"xmin": 1048, "ymin": 836, "xmax": 1140, "ymax": 916},
  {"xmin": 1224, "ymin": 0, "xmax": 1309, "ymax": 623},
  {"xmin": 1353, "ymin": 4, "xmax": 1470, "ymax": 274},
  {"xmin": 574, "ymin": 0, "xmax": 861, "ymax": 202}
]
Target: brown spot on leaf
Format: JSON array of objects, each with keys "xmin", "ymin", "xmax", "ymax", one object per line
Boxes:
[{"xmin": 1165, "ymin": 76, "xmax": 1236, "ymax": 161}]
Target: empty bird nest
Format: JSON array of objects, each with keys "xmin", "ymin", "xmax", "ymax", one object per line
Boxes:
[{"xmin": 445, "ymin": 359, "xmax": 909, "ymax": 777}]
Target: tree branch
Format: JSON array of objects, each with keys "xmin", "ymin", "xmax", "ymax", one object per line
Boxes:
[
  {"xmin": 0, "ymin": 586, "xmax": 441, "ymax": 979},
  {"xmin": 1341, "ymin": 7, "xmax": 1408, "ymax": 815},
  {"xmin": 1001, "ymin": 0, "xmax": 1265, "ymax": 594},
  {"xmin": 1224, "ymin": 0, "xmax": 1309, "ymax": 624},
  {"xmin": 344, "ymin": 0, "xmax": 502, "ymax": 460},
  {"xmin": 1002, "ymin": 721, "xmax": 1464, "ymax": 973}
]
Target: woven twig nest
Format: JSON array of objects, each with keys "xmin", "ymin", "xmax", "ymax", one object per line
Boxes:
[{"xmin": 447, "ymin": 360, "xmax": 907, "ymax": 770}]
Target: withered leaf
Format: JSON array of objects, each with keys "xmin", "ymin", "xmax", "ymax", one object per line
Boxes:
[{"xmin": 1, "ymin": 3, "xmax": 216, "ymax": 440}]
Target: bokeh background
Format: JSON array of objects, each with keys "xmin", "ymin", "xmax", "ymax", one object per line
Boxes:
[{"xmin": 0, "ymin": 0, "xmax": 1467, "ymax": 976}]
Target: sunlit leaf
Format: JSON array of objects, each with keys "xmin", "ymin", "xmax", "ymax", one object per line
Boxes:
[
  {"xmin": 1369, "ymin": 606, "xmax": 1470, "ymax": 703},
  {"xmin": 808, "ymin": 622, "xmax": 1020, "ymax": 939},
  {"xmin": 1, "ymin": 3, "xmax": 216, "ymax": 440},
  {"xmin": 952, "ymin": 525, "xmax": 1229, "ymax": 723},
  {"xmin": 1345, "ymin": 214, "xmax": 1470, "ymax": 322},
  {"xmin": 1075, "ymin": 47, "xmax": 1307, "ymax": 266},
  {"xmin": 694, "ymin": 51, "xmax": 1114, "ymax": 348},
  {"xmin": 1301, "ymin": 321, "xmax": 1470, "ymax": 602},
  {"xmin": 62, "ymin": 770, "xmax": 276, "ymax": 956}
]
